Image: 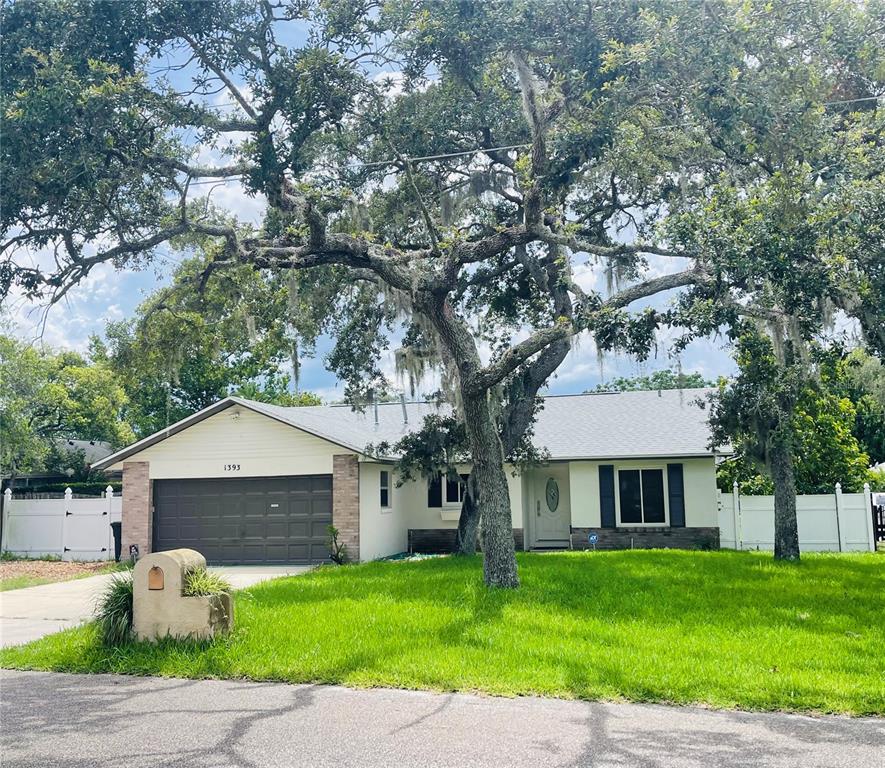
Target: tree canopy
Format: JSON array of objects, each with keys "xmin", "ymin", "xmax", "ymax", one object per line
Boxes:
[
  {"xmin": 2, "ymin": 0, "xmax": 883, "ymax": 580},
  {"xmin": 0, "ymin": 333, "xmax": 134, "ymax": 478}
]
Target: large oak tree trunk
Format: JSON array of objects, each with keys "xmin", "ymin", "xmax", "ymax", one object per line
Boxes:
[
  {"xmin": 461, "ymin": 391, "xmax": 519, "ymax": 588},
  {"xmin": 769, "ymin": 435, "xmax": 800, "ymax": 560},
  {"xmin": 454, "ymin": 337, "xmax": 571, "ymax": 558}
]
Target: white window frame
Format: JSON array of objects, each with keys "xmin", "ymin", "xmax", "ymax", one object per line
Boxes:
[
  {"xmin": 615, "ymin": 465, "xmax": 669, "ymax": 527},
  {"xmin": 442, "ymin": 474, "xmax": 466, "ymax": 507},
  {"xmin": 380, "ymin": 469, "xmax": 392, "ymax": 512}
]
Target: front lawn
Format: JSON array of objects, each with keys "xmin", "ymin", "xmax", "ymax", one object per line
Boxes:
[
  {"xmin": 1, "ymin": 550, "xmax": 882, "ymax": 715},
  {"xmin": 0, "ymin": 558, "xmax": 126, "ymax": 591}
]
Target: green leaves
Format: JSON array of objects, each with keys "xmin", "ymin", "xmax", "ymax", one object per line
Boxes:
[{"xmin": 0, "ymin": 334, "xmax": 133, "ymax": 477}]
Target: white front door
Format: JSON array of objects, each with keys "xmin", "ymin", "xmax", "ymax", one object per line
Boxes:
[{"xmin": 531, "ymin": 466, "xmax": 570, "ymax": 546}]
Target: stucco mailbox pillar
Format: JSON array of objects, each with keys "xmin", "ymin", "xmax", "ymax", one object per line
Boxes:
[{"xmin": 133, "ymin": 548, "xmax": 233, "ymax": 641}]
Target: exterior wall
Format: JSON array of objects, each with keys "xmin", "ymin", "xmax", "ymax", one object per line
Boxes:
[
  {"xmin": 332, "ymin": 455, "xmax": 360, "ymax": 562},
  {"xmin": 569, "ymin": 457, "xmax": 718, "ymax": 529},
  {"xmin": 400, "ymin": 464, "xmax": 523, "ymax": 532},
  {"xmin": 570, "ymin": 526, "xmax": 720, "ymax": 550},
  {"xmin": 122, "ymin": 461, "xmax": 152, "ymax": 557},
  {"xmin": 108, "ymin": 407, "xmax": 354, "ymax": 479},
  {"xmin": 359, "ymin": 462, "xmax": 408, "ymax": 560}
]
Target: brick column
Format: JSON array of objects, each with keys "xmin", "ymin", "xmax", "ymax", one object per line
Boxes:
[
  {"xmin": 122, "ymin": 461, "xmax": 152, "ymax": 557},
  {"xmin": 332, "ymin": 454, "xmax": 360, "ymax": 562}
]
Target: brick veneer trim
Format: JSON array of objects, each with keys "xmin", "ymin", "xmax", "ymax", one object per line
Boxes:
[
  {"xmin": 570, "ymin": 527, "xmax": 720, "ymax": 551},
  {"xmin": 408, "ymin": 528, "xmax": 525, "ymax": 554},
  {"xmin": 122, "ymin": 461, "xmax": 152, "ymax": 557},
  {"xmin": 333, "ymin": 454, "xmax": 360, "ymax": 562}
]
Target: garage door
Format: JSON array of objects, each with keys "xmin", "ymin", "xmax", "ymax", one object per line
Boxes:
[{"xmin": 153, "ymin": 475, "xmax": 332, "ymax": 564}]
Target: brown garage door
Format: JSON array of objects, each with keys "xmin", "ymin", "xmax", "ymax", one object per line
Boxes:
[{"xmin": 153, "ymin": 475, "xmax": 332, "ymax": 564}]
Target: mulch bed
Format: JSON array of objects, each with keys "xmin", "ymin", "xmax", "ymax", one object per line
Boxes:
[{"xmin": 0, "ymin": 560, "xmax": 111, "ymax": 583}]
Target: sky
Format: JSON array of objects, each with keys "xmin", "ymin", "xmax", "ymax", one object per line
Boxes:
[{"xmin": 5, "ymin": 15, "xmax": 739, "ymax": 403}]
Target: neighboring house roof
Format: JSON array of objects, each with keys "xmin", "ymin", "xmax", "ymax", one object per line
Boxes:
[
  {"xmin": 57, "ymin": 439, "xmax": 115, "ymax": 464},
  {"xmin": 94, "ymin": 389, "xmax": 722, "ymax": 471}
]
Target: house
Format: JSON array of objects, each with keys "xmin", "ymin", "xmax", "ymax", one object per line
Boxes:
[
  {"xmin": 92, "ymin": 390, "xmax": 725, "ymax": 564},
  {"xmin": 2, "ymin": 439, "xmax": 115, "ymax": 493}
]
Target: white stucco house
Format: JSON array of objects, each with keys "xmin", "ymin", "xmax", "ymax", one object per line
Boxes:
[{"xmin": 93, "ymin": 390, "xmax": 725, "ymax": 564}]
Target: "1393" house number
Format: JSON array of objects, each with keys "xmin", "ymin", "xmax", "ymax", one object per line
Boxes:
[{"xmin": 224, "ymin": 463, "xmax": 241, "ymax": 471}]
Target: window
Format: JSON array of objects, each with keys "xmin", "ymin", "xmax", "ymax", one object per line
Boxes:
[
  {"xmin": 445, "ymin": 475, "xmax": 465, "ymax": 506},
  {"xmin": 427, "ymin": 473, "xmax": 468, "ymax": 507},
  {"xmin": 618, "ymin": 468, "xmax": 666, "ymax": 524},
  {"xmin": 380, "ymin": 470, "xmax": 391, "ymax": 509}
]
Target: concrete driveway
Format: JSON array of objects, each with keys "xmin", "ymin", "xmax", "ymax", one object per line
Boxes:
[
  {"xmin": 1, "ymin": 670, "xmax": 882, "ymax": 768},
  {"xmin": 0, "ymin": 565, "xmax": 309, "ymax": 648}
]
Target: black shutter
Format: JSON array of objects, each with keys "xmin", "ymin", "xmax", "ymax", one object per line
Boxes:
[
  {"xmin": 427, "ymin": 473, "xmax": 442, "ymax": 508},
  {"xmin": 667, "ymin": 463, "xmax": 686, "ymax": 527},
  {"xmin": 599, "ymin": 465, "xmax": 616, "ymax": 528}
]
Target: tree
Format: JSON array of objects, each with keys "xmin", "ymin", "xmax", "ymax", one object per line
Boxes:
[
  {"xmin": 97, "ymin": 253, "xmax": 317, "ymax": 437},
  {"xmin": 590, "ymin": 369, "xmax": 715, "ymax": 393},
  {"xmin": 717, "ymin": 347, "xmax": 885, "ymax": 494},
  {"xmin": 0, "ymin": 334, "xmax": 134, "ymax": 479},
  {"xmin": 2, "ymin": 1, "xmax": 881, "ymax": 580}
]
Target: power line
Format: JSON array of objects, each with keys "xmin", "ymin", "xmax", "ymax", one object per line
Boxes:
[{"xmin": 180, "ymin": 93, "xmax": 883, "ymax": 184}]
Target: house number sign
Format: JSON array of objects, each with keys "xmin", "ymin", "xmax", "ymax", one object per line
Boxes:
[
  {"xmin": 545, "ymin": 478, "xmax": 560, "ymax": 512},
  {"xmin": 224, "ymin": 464, "xmax": 241, "ymax": 471}
]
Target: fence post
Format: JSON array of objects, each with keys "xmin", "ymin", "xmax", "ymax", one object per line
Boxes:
[
  {"xmin": 834, "ymin": 482, "xmax": 845, "ymax": 553},
  {"xmin": 106, "ymin": 486, "xmax": 114, "ymax": 560},
  {"xmin": 863, "ymin": 482, "xmax": 874, "ymax": 552},
  {"xmin": 733, "ymin": 481, "xmax": 742, "ymax": 551},
  {"xmin": 1, "ymin": 488, "xmax": 12, "ymax": 553},
  {"xmin": 61, "ymin": 487, "xmax": 73, "ymax": 560}
]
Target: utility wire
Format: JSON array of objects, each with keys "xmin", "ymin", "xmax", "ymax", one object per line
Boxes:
[{"xmin": 183, "ymin": 93, "xmax": 883, "ymax": 185}]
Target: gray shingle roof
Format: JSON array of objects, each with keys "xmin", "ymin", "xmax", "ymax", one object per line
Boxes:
[{"xmin": 238, "ymin": 388, "xmax": 718, "ymax": 460}]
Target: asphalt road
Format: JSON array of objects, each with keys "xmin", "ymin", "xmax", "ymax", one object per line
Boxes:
[{"xmin": 1, "ymin": 670, "xmax": 882, "ymax": 767}]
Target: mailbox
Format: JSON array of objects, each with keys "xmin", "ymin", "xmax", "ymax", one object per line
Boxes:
[{"xmin": 132, "ymin": 549, "xmax": 232, "ymax": 642}]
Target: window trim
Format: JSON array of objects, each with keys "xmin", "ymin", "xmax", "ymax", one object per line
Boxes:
[
  {"xmin": 614, "ymin": 465, "xmax": 669, "ymax": 527},
  {"xmin": 379, "ymin": 469, "xmax": 392, "ymax": 512},
  {"xmin": 442, "ymin": 474, "xmax": 465, "ymax": 507},
  {"xmin": 427, "ymin": 472, "xmax": 468, "ymax": 509}
]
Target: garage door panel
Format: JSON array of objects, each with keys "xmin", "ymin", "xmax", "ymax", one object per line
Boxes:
[{"xmin": 154, "ymin": 476, "xmax": 332, "ymax": 565}]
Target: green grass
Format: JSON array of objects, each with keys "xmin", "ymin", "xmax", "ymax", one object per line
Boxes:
[
  {"xmin": 0, "ymin": 561, "xmax": 129, "ymax": 591},
  {"xmin": 182, "ymin": 566, "xmax": 231, "ymax": 597},
  {"xmin": 0, "ymin": 575, "xmax": 58, "ymax": 591},
  {"xmin": 1, "ymin": 551, "xmax": 883, "ymax": 715}
]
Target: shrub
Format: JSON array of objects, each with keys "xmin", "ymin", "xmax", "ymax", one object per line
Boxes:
[
  {"xmin": 95, "ymin": 572, "xmax": 133, "ymax": 646},
  {"xmin": 326, "ymin": 525, "xmax": 349, "ymax": 564},
  {"xmin": 182, "ymin": 567, "xmax": 231, "ymax": 597},
  {"xmin": 8, "ymin": 481, "xmax": 122, "ymax": 497}
]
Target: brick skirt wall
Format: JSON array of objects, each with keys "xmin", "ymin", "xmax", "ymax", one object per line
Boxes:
[
  {"xmin": 409, "ymin": 528, "xmax": 525, "ymax": 553},
  {"xmin": 570, "ymin": 527, "xmax": 720, "ymax": 551}
]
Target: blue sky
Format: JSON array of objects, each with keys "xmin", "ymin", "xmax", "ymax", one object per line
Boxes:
[{"xmin": 6, "ymin": 21, "xmax": 738, "ymax": 401}]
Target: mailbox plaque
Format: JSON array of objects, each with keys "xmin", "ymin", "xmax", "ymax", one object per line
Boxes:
[{"xmin": 148, "ymin": 566, "xmax": 165, "ymax": 590}]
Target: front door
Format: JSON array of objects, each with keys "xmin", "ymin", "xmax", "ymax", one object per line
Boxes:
[{"xmin": 530, "ymin": 466, "xmax": 571, "ymax": 547}]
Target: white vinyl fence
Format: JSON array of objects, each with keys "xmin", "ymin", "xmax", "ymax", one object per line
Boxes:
[
  {"xmin": 718, "ymin": 482, "xmax": 876, "ymax": 552},
  {"xmin": 0, "ymin": 487, "xmax": 122, "ymax": 561}
]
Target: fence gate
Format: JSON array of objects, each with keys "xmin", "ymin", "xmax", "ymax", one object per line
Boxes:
[{"xmin": 873, "ymin": 494, "xmax": 885, "ymax": 545}]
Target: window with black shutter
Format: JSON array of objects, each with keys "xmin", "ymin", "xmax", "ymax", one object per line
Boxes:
[{"xmin": 617, "ymin": 468, "xmax": 667, "ymax": 525}]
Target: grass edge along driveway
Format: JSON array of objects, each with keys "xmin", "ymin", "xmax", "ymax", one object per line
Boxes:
[{"xmin": 1, "ymin": 550, "xmax": 882, "ymax": 716}]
